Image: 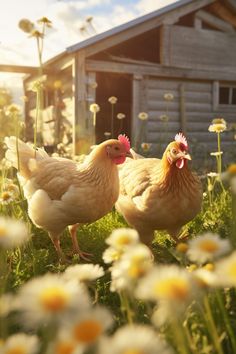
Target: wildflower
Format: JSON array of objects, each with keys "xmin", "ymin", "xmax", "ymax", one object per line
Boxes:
[
  {"xmin": 98, "ymin": 324, "xmax": 173, "ymax": 354},
  {"xmin": 110, "ymin": 244, "xmax": 153, "ymax": 292},
  {"xmin": 108, "ymin": 96, "xmax": 118, "ymax": 104},
  {"xmin": 47, "ymin": 332, "xmax": 82, "ymax": 354},
  {"xmin": 89, "ymin": 81, "xmax": 98, "ymax": 89},
  {"xmin": 210, "ymin": 151, "xmax": 223, "ymax": 156},
  {"xmin": 0, "ymin": 217, "xmax": 30, "ymax": 249},
  {"xmin": 104, "ymin": 132, "xmax": 111, "ymax": 139},
  {"xmin": 15, "ymin": 274, "xmax": 90, "ymax": 328},
  {"xmin": 29, "ymin": 30, "xmax": 44, "ymax": 38},
  {"xmin": 0, "ymin": 191, "xmax": 15, "ymax": 204},
  {"xmin": 105, "ymin": 228, "xmax": 139, "ymax": 251},
  {"xmin": 37, "ymin": 17, "xmax": 52, "ymax": 27},
  {"xmin": 1, "ymin": 333, "xmax": 39, "ymax": 354},
  {"xmin": 176, "ymin": 242, "xmax": 188, "ymax": 253},
  {"xmin": 117, "ymin": 113, "xmax": 125, "ymax": 120},
  {"xmin": 141, "ymin": 142, "xmax": 151, "ymax": 152},
  {"xmin": 0, "ymin": 293, "xmax": 14, "ymax": 317},
  {"xmin": 164, "ymin": 92, "xmax": 174, "ymax": 101},
  {"xmin": 208, "ymin": 118, "xmax": 227, "ymax": 133},
  {"xmin": 63, "ymin": 264, "xmax": 104, "ymax": 283},
  {"xmin": 54, "ymin": 80, "xmax": 63, "ymax": 89},
  {"xmin": 5, "ymin": 103, "xmax": 21, "ymax": 116},
  {"xmin": 138, "ymin": 112, "xmax": 148, "ymax": 120},
  {"xmin": 192, "ymin": 268, "xmax": 217, "ymax": 289},
  {"xmin": 102, "ymin": 247, "xmax": 121, "ymax": 264},
  {"xmin": 18, "ymin": 18, "xmax": 34, "ymax": 33},
  {"xmin": 20, "ymin": 95, "xmax": 29, "ymax": 103},
  {"xmin": 186, "ymin": 233, "xmax": 231, "ymax": 264},
  {"xmin": 30, "ymin": 80, "xmax": 44, "ymax": 92},
  {"xmin": 68, "ymin": 306, "xmax": 113, "ymax": 346},
  {"xmin": 215, "ymin": 251, "xmax": 236, "ymax": 287},
  {"xmin": 136, "ymin": 265, "xmax": 195, "ymax": 309},
  {"xmin": 207, "ymin": 172, "xmax": 219, "ymax": 178},
  {"xmin": 160, "ymin": 114, "xmax": 169, "ymax": 122},
  {"xmin": 227, "ymin": 164, "xmax": 236, "ymax": 175}
]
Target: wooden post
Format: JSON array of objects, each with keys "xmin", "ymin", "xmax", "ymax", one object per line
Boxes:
[
  {"xmin": 72, "ymin": 51, "xmax": 87, "ymax": 155},
  {"xmin": 212, "ymin": 81, "xmax": 219, "ymax": 111},
  {"xmin": 179, "ymin": 83, "xmax": 187, "ymax": 133},
  {"xmin": 86, "ymin": 72, "xmax": 96, "ymax": 145},
  {"xmin": 132, "ymin": 74, "xmax": 142, "ymax": 149}
]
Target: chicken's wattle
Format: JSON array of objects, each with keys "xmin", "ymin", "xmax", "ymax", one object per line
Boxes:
[
  {"xmin": 113, "ymin": 156, "xmax": 126, "ymax": 165},
  {"xmin": 176, "ymin": 158, "xmax": 184, "ymax": 169}
]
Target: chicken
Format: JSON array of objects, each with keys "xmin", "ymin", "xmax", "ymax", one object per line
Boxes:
[
  {"xmin": 5, "ymin": 135, "xmax": 132, "ymax": 260},
  {"xmin": 116, "ymin": 133, "xmax": 202, "ymax": 246}
]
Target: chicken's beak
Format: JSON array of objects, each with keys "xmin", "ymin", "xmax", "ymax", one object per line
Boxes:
[
  {"xmin": 184, "ymin": 153, "xmax": 191, "ymax": 161},
  {"xmin": 126, "ymin": 150, "xmax": 134, "ymax": 158},
  {"xmin": 177, "ymin": 152, "xmax": 192, "ymax": 160}
]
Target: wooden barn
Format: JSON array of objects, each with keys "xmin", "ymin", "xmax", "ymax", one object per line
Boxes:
[{"xmin": 23, "ymin": 0, "xmax": 236, "ymax": 166}]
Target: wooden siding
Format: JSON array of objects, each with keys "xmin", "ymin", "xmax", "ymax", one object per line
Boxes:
[
  {"xmin": 145, "ymin": 77, "xmax": 236, "ymax": 165},
  {"xmin": 161, "ymin": 25, "xmax": 236, "ymax": 72}
]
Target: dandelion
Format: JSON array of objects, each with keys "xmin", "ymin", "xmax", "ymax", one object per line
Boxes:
[
  {"xmin": 63, "ymin": 264, "xmax": 104, "ymax": 283},
  {"xmin": 15, "ymin": 274, "xmax": 90, "ymax": 328},
  {"xmin": 215, "ymin": 251, "xmax": 236, "ymax": 287},
  {"xmin": 98, "ymin": 324, "xmax": 173, "ymax": 354},
  {"xmin": 138, "ymin": 112, "xmax": 148, "ymax": 120},
  {"xmin": 68, "ymin": 306, "xmax": 113, "ymax": 346},
  {"xmin": 186, "ymin": 233, "xmax": 231, "ymax": 264},
  {"xmin": 108, "ymin": 96, "xmax": 118, "ymax": 105},
  {"xmin": 108, "ymin": 96, "xmax": 118, "ymax": 138},
  {"xmin": 105, "ymin": 228, "xmax": 139, "ymax": 251},
  {"xmin": 18, "ymin": 18, "xmax": 34, "ymax": 33},
  {"xmin": 0, "ymin": 333, "xmax": 39, "ymax": 354},
  {"xmin": 89, "ymin": 103, "xmax": 100, "ymax": 126},
  {"xmin": 164, "ymin": 93, "xmax": 174, "ymax": 101},
  {"xmin": 0, "ymin": 217, "xmax": 30, "ymax": 249},
  {"xmin": 160, "ymin": 114, "xmax": 169, "ymax": 122}
]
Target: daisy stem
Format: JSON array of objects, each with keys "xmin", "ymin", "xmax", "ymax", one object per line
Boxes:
[
  {"xmin": 34, "ymin": 87, "xmax": 40, "ymax": 157},
  {"xmin": 170, "ymin": 317, "xmax": 190, "ymax": 354},
  {"xmin": 215, "ymin": 289, "xmax": 236, "ymax": 352},
  {"xmin": 203, "ymin": 295, "xmax": 224, "ymax": 354},
  {"xmin": 111, "ymin": 104, "xmax": 114, "ymax": 138},
  {"xmin": 119, "ymin": 292, "xmax": 134, "ymax": 324},
  {"xmin": 217, "ymin": 133, "xmax": 221, "ymax": 175}
]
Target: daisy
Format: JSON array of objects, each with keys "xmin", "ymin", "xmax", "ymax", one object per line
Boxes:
[
  {"xmin": 0, "ymin": 217, "xmax": 30, "ymax": 249},
  {"xmin": 98, "ymin": 324, "xmax": 173, "ymax": 354},
  {"xmin": 117, "ymin": 113, "xmax": 125, "ymax": 120},
  {"xmin": 102, "ymin": 247, "xmax": 122, "ymax": 264},
  {"xmin": 0, "ymin": 191, "xmax": 15, "ymax": 204},
  {"xmin": 89, "ymin": 103, "xmax": 100, "ymax": 113},
  {"xmin": 67, "ymin": 306, "xmax": 113, "ymax": 346},
  {"xmin": 47, "ymin": 332, "xmax": 83, "ymax": 354},
  {"xmin": 63, "ymin": 264, "xmax": 104, "ymax": 283},
  {"xmin": 136, "ymin": 265, "xmax": 195, "ymax": 309},
  {"xmin": 186, "ymin": 233, "xmax": 231, "ymax": 264},
  {"xmin": 138, "ymin": 112, "xmax": 148, "ymax": 120},
  {"xmin": 192, "ymin": 268, "xmax": 218, "ymax": 289},
  {"xmin": 15, "ymin": 274, "xmax": 90, "ymax": 329},
  {"xmin": 215, "ymin": 251, "xmax": 236, "ymax": 287},
  {"xmin": 163, "ymin": 92, "xmax": 174, "ymax": 101},
  {"xmin": 110, "ymin": 244, "xmax": 153, "ymax": 292},
  {"xmin": 0, "ymin": 333, "xmax": 39, "ymax": 354},
  {"xmin": 208, "ymin": 118, "xmax": 227, "ymax": 133},
  {"xmin": 108, "ymin": 96, "xmax": 118, "ymax": 104},
  {"xmin": 105, "ymin": 228, "xmax": 139, "ymax": 251}
]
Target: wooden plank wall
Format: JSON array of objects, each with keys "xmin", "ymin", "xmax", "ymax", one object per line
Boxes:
[{"xmin": 145, "ymin": 77, "xmax": 236, "ymax": 167}]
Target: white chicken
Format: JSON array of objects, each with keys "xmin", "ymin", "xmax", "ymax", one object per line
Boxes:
[{"xmin": 5, "ymin": 135, "xmax": 132, "ymax": 260}]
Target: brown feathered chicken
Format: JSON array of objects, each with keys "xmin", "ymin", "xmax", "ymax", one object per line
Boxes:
[
  {"xmin": 5, "ymin": 135, "xmax": 132, "ymax": 260},
  {"xmin": 116, "ymin": 133, "xmax": 202, "ymax": 246}
]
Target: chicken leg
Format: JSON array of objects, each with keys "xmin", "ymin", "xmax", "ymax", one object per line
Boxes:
[{"xmin": 68, "ymin": 224, "xmax": 93, "ymax": 261}]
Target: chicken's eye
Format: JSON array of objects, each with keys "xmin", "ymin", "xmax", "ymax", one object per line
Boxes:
[
  {"xmin": 171, "ymin": 148, "xmax": 177, "ymax": 154},
  {"xmin": 114, "ymin": 146, "xmax": 120, "ymax": 151}
]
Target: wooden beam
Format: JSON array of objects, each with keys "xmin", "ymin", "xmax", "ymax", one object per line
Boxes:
[
  {"xmin": 212, "ymin": 81, "xmax": 219, "ymax": 111},
  {"xmin": 194, "ymin": 17, "xmax": 202, "ymax": 29},
  {"xmin": 0, "ymin": 64, "xmax": 39, "ymax": 74},
  {"xmin": 132, "ymin": 74, "xmax": 142, "ymax": 148},
  {"xmin": 210, "ymin": 2, "xmax": 236, "ymax": 27},
  {"xmin": 179, "ymin": 84, "xmax": 186, "ymax": 133},
  {"xmin": 84, "ymin": 0, "xmax": 214, "ymax": 57},
  {"xmin": 85, "ymin": 59, "xmax": 236, "ymax": 81},
  {"xmin": 195, "ymin": 10, "xmax": 235, "ymax": 32}
]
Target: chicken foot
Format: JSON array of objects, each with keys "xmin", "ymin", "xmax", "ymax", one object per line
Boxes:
[{"xmin": 69, "ymin": 223, "xmax": 93, "ymax": 261}]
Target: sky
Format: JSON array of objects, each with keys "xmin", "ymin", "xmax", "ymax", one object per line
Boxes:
[{"xmin": 0, "ymin": 0, "xmax": 177, "ymax": 102}]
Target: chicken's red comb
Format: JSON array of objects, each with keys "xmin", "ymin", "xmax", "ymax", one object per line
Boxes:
[
  {"xmin": 175, "ymin": 132, "xmax": 188, "ymax": 150},
  {"xmin": 118, "ymin": 134, "xmax": 130, "ymax": 151}
]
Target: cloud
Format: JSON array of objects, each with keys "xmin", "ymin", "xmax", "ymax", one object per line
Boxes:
[{"xmin": 135, "ymin": 0, "xmax": 177, "ymax": 14}]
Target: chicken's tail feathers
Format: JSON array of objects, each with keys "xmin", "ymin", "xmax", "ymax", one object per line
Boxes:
[{"xmin": 4, "ymin": 136, "xmax": 49, "ymax": 177}]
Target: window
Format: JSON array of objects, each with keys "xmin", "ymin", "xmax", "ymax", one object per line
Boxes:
[{"xmin": 219, "ymin": 86, "xmax": 236, "ymax": 105}]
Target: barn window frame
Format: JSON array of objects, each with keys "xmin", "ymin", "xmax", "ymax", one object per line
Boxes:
[{"xmin": 213, "ymin": 81, "xmax": 236, "ymax": 111}]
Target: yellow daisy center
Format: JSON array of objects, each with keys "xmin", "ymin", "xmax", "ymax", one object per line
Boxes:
[
  {"xmin": 176, "ymin": 243, "xmax": 188, "ymax": 253},
  {"xmin": 73, "ymin": 320, "xmax": 102, "ymax": 343},
  {"xmin": 154, "ymin": 277, "xmax": 190, "ymax": 301},
  {"xmin": 55, "ymin": 342, "xmax": 76, "ymax": 354},
  {"xmin": 117, "ymin": 235, "xmax": 132, "ymax": 246},
  {"xmin": 198, "ymin": 240, "xmax": 219, "ymax": 253},
  {"xmin": 6, "ymin": 347, "xmax": 26, "ymax": 354},
  {"xmin": 128, "ymin": 264, "xmax": 146, "ymax": 278},
  {"xmin": 227, "ymin": 261, "xmax": 236, "ymax": 278},
  {"xmin": 40, "ymin": 287, "xmax": 68, "ymax": 312},
  {"xmin": 0, "ymin": 226, "xmax": 7, "ymax": 238},
  {"xmin": 228, "ymin": 164, "xmax": 236, "ymax": 175},
  {"xmin": 1, "ymin": 192, "xmax": 12, "ymax": 201}
]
